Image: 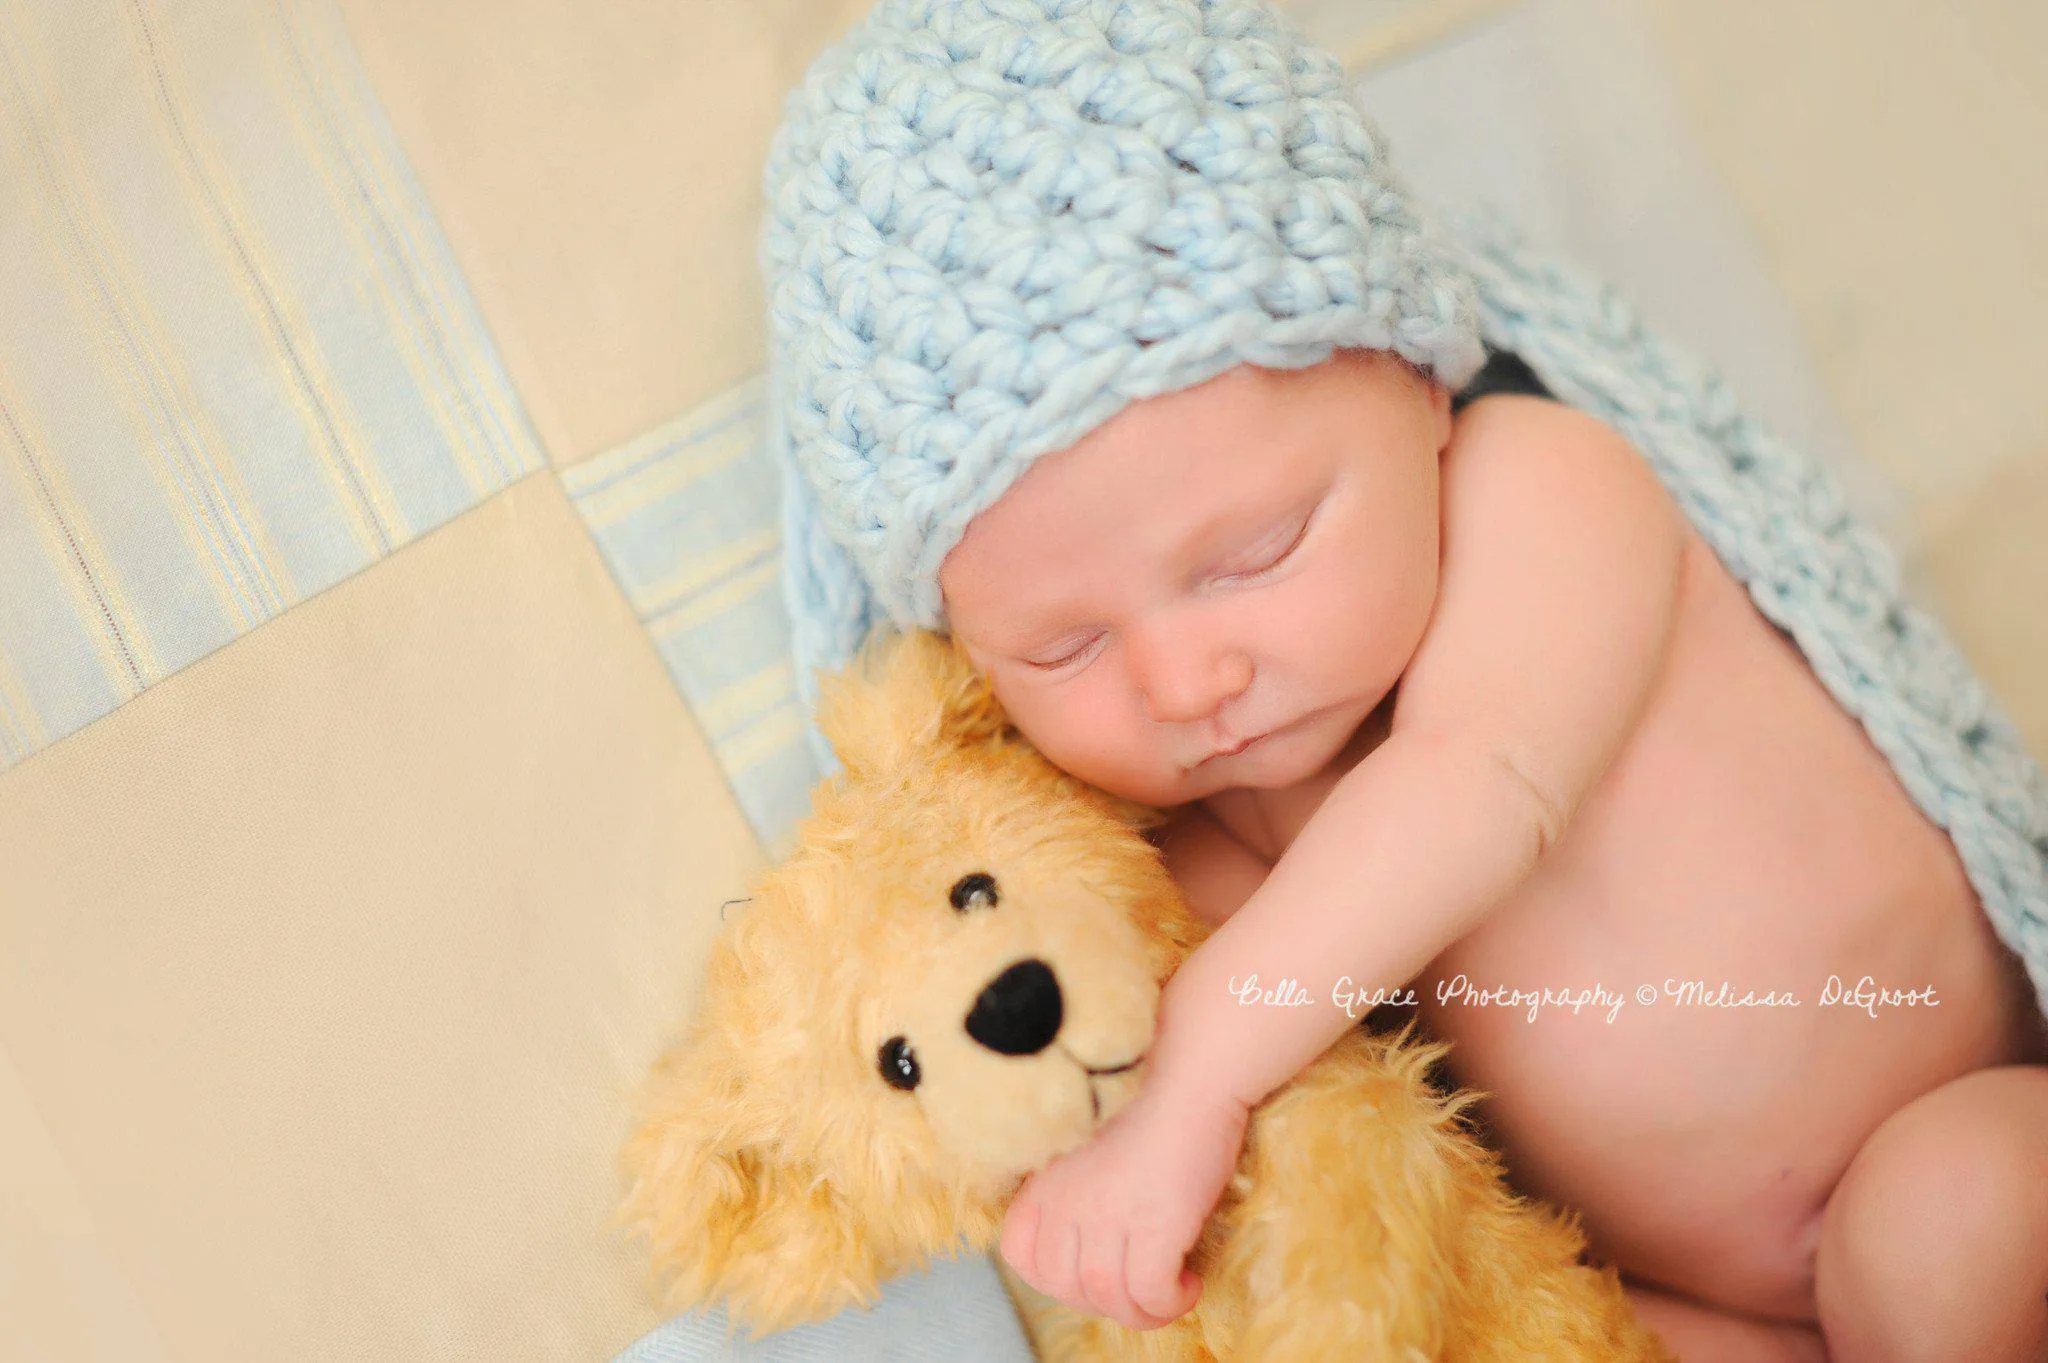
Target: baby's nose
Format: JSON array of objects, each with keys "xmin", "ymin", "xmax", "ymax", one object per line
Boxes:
[{"xmin": 1132, "ymin": 630, "xmax": 1253, "ymax": 726}]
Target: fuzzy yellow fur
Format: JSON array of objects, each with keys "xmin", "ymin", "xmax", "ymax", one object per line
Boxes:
[{"xmin": 617, "ymin": 629, "xmax": 1672, "ymax": 1360}]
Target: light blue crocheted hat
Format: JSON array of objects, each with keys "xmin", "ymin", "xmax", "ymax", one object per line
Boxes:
[{"xmin": 763, "ymin": 0, "xmax": 1487, "ymax": 774}]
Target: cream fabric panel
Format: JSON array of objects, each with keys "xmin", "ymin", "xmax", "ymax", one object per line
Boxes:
[
  {"xmin": 334, "ymin": 0, "xmax": 877, "ymax": 467},
  {"xmin": 0, "ymin": 475, "xmax": 760, "ymax": 1361},
  {"xmin": 0, "ymin": 1050, "xmax": 171, "ymax": 1363}
]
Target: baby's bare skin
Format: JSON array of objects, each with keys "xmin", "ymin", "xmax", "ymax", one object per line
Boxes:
[
  {"xmin": 1206, "ymin": 516, "xmax": 2047, "ymax": 1335},
  {"xmin": 943, "ymin": 349, "xmax": 2048, "ymax": 1357}
]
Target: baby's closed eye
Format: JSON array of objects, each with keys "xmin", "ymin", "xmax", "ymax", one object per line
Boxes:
[
  {"xmin": 1024, "ymin": 632, "xmax": 1106, "ymax": 672},
  {"xmin": 1207, "ymin": 504, "xmax": 1317, "ymax": 586}
]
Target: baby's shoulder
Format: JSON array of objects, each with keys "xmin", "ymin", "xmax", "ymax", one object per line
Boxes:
[
  {"xmin": 1433, "ymin": 393, "xmax": 1685, "ymax": 597},
  {"xmin": 1443, "ymin": 392, "xmax": 1661, "ymax": 515}
]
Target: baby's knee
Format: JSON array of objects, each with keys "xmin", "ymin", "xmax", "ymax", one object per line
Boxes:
[{"xmin": 1816, "ymin": 1065, "xmax": 2048, "ymax": 1362}]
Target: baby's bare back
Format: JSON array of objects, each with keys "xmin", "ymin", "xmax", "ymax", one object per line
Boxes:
[{"xmin": 1207, "ymin": 526, "xmax": 2044, "ymax": 1324}]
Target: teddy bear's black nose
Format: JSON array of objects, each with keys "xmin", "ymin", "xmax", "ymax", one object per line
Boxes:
[{"xmin": 964, "ymin": 958, "xmax": 1063, "ymax": 1056}]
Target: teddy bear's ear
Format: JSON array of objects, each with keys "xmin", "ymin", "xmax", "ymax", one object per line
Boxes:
[
  {"xmin": 814, "ymin": 629, "xmax": 1009, "ymax": 781},
  {"xmin": 616, "ymin": 980, "xmax": 887, "ymax": 1332}
]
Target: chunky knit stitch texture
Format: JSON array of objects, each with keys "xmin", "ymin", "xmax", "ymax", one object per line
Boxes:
[
  {"xmin": 761, "ymin": 0, "xmax": 2048, "ymax": 1023},
  {"xmin": 764, "ymin": 0, "xmax": 1488, "ymax": 760}
]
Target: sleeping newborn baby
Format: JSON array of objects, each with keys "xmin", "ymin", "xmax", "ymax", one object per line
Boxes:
[
  {"xmin": 760, "ymin": 2, "xmax": 2048, "ymax": 1359},
  {"xmin": 940, "ymin": 347, "xmax": 2048, "ymax": 1361}
]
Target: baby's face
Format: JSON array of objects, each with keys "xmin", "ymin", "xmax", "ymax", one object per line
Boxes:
[{"xmin": 939, "ymin": 349, "xmax": 1451, "ymax": 809}]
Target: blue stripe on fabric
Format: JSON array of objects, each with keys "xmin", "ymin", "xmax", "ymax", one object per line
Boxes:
[
  {"xmin": 0, "ymin": 0, "xmax": 545, "ymax": 772},
  {"xmin": 275, "ymin": 0, "xmax": 532, "ymax": 491},
  {"xmin": 0, "ymin": 402, "xmax": 131, "ymax": 747},
  {"xmin": 561, "ymin": 377, "xmax": 825, "ymax": 856}
]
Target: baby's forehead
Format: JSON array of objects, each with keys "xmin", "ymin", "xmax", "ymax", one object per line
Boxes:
[
  {"xmin": 937, "ymin": 362, "xmax": 1376, "ymax": 622},
  {"xmin": 947, "ymin": 462, "xmax": 1316, "ymax": 643},
  {"xmin": 968, "ymin": 454, "xmax": 1281, "ymax": 561}
]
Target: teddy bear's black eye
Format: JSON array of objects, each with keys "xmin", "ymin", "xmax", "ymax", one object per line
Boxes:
[
  {"xmin": 878, "ymin": 1035, "xmax": 921, "ymax": 1091},
  {"xmin": 949, "ymin": 872, "xmax": 999, "ymax": 912}
]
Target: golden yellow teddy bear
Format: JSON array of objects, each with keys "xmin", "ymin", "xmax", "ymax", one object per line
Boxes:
[{"xmin": 618, "ymin": 628, "xmax": 1671, "ymax": 1361}]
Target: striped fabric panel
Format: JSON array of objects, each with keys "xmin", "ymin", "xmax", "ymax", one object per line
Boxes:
[
  {"xmin": 562, "ymin": 377, "xmax": 823, "ymax": 856},
  {"xmin": 0, "ymin": 0, "xmax": 544, "ymax": 771}
]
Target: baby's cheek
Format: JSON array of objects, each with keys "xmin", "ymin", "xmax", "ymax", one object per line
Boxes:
[
  {"xmin": 995, "ymin": 685, "xmax": 1091, "ymax": 762},
  {"xmin": 1013, "ymin": 687, "xmax": 1176, "ymax": 800},
  {"xmin": 1311, "ymin": 552, "xmax": 1434, "ymax": 682}
]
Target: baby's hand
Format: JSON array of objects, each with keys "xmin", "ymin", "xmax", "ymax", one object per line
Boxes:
[{"xmin": 998, "ymin": 1071, "xmax": 1248, "ymax": 1331}]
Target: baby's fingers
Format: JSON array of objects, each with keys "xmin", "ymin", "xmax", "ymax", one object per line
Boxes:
[
  {"xmin": 1077, "ymin": 1228, "xmax": 1163, "ymax": 1332},
  {"xmin": 1026, "ymin": 1208, "xmax": 1086, "ymax": 1311},
  {"xmin": 997, "ymin": 1196, "xmax": 1041, "ymax": 1285},
  {"xmin": 1127, "ymin": 1227, "xmax": 1201, "ymax": 1326}
]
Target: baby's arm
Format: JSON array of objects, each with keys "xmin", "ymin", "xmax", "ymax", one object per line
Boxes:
[{"xmin": 1147, "ymin": 396, "xmax": 1690, "ymax": 1117}]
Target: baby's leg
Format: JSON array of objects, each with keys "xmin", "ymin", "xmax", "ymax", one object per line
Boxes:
[
  {"xmin": 1622, "ymin": 1280, "xmax": 1825, "ymax": 1363},
  {"xmin": 1816, "ymin": 1064, "xmax": 2048, "ymax": 1361}
]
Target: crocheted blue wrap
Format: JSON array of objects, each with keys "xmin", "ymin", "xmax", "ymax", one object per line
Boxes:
[{"xmin": 762, "ymin": 0, "xmax": 2048, "ymax": 1022}]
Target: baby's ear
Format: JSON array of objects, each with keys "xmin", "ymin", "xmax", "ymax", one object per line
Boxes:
[
  {"xmin": 616, "ymin": 943, "xmax": 883, "ymax": 1332},
  {"xmin": 815, "ymin": 629, "xmax": 1009, "ymax": 781}
]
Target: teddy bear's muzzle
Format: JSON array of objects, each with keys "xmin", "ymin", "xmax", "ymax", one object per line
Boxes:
[{"xmin": 962, "ymin": 956, "xmax": 1152, "ymax": 1131}]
